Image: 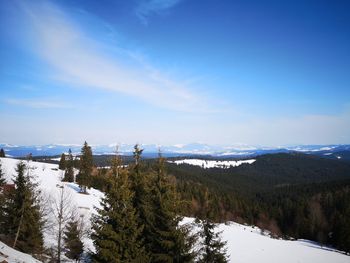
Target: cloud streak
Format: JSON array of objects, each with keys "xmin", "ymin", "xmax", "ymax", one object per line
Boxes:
[
  {"xmin": 21, "ymin": 1, "xmax": 210, "ymax": 113},
  {"xmin": 135, "ymin": 0, "xmax": 182, "ymax": 24}
]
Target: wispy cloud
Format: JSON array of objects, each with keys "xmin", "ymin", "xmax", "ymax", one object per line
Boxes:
[
  {"xmin": 5, "ymin": 98, "xmax": 72, "ymax": 109},
  {"xmin": 20, "ymin": 1, "xmax": 211, "ymax": 113},
  {"xmin": 135, "ymin": 0, "xmax": 182, "ymax": 24}
]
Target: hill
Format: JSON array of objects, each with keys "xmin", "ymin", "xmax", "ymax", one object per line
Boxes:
[{"xmin": 0, "ymin": 157, "xmax": 349, "ymax": 262}]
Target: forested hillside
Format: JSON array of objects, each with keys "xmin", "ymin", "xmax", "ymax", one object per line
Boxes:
[{"xmin": 166, "ymin": 153, "xmax": 350, "ymax": 252}]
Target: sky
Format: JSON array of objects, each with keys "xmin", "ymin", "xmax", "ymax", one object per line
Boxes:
[{"xmin": 0, "ymin": 0, "xmax": 349, "ymax": 146}]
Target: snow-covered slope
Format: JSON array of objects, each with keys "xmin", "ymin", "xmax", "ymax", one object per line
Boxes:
[
  {"xmin": 184, "ymin": 218, "xmax": 349, "ymax": 263},
  {"xmin": 0, "ymin": 240, "xmax": 42, "ymax": 263},
  {"xmin": 0, "ymin": 157, "xmax": 349, "ymax": 263},
  {"xmin": 169, "ymin": 159, "xmax": 256, "ymax": 169},
  {"xmin": 0, "ymin": 157, "xmax": 104, "ymax": 259}
]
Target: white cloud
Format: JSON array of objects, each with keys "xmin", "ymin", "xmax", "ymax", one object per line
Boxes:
[
  {"xmin": 21, "ymin": 1, "xmax": 210, "ymax": 113},
  {"xmin": 135, "ymin": 0, "xmax": 182, "ymax": 24}
]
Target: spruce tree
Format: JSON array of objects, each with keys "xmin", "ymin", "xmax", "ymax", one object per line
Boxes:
[
  {"xmin": 58, "ymin": 153, "xmax": 66, "ymax": 170},
  {"xmin": 92, "ymin": 151, "xmax": 149, "ymax": 262},
  {"xmin": 197, "ymin": 194, "xmax": 229, "ymax": 263},
  {"xmin": 197, "ymin": 219, "xmax": 228, "ymax": 263},
  {"xmin": 0, "ymin": 148, "xmax": 5, "ymax": 157},
  {"xmin": 63, "ymin": 149, "xmax": 74, "ymax": 182},
  {"xmin": 6, "ymin": 162, "xmax": 44, "ymax": 255},
  {"xmin": 64, "ymin": 218, "xmax": 84, "ymax": 262},
  {"xmin": 129, "ymin": 145, "xmax": 155, "ymax": 255},
  {"xmin": 76, "ymin": 141, "xmax": 93, "ymax": 193},
  {"xmin": 149, "ymin": 153, "xmax": 195, "ymax": 262}
]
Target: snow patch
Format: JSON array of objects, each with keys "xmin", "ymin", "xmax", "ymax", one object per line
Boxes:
[
  {"xmin": 168, "ymin": 159, "xmax": 256, "ymax": 169},
  {"xmin": 0, "ymin": 241, "xmax": 42, "ymax": 263}
]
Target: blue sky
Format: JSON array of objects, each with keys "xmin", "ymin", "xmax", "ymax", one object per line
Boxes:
[{"xmin": 0, "ymin": 0, "xmax": 349, "ymax": 146}]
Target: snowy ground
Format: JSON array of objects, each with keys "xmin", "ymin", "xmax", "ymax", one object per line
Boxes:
[
  {"xmin": 0, "ymin": 157, "xmax": 104, "ymax": 262},
  {"xmin": 168, "ymin": 158, "xmax": 256, "ymax": 169},
  {"xmin": 0, "ymin": 241, "xmax": 42, "ymax": 263},
  {"xmin": 183, "ymin": 218, "xmax": 349, "ymax": 263},
  {"xmin": 0, "ymin": 157, "xmax": 349, "ymax": 263}
]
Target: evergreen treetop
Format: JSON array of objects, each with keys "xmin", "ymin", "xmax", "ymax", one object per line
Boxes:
[
  {"xmin": 148, "ymin": 152, "xmax": 196, "ymax": 262},
  {"xmin": 197, "ymin": 193, "xmax": 229, "ymax": 263},
  {"xmin": 76, "ymin": 141, "xmax": 93, "ymax": 193},
  {"xmin": 64, "ymin": 218, "xmax": 84, "ymax": 262},
  {"xmin": 63, "ymin": 149, "xmax": 74, "ymax": 182},
  {"xmin": 6, "ymin": 161, "xmax": 44, "ymax": 256},
  {"xmin": 92, "ymin": 151, "xmax": 149, "ymax": 262},
  {"xmin": 58, "ymin": 153, "xmax": 66, "ymax": 170}
]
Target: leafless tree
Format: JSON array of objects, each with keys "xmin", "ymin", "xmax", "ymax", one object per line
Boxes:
[{"xmin": 49, "ymin": 185, "xmax": 75, "ymax": 263}]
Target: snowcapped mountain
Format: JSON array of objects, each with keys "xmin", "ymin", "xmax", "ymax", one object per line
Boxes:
[
  {"xmin": 1, "ymin": 143, "xmax": 350, "ymax": 159},
  {"xmin": 0, "ymin": 157, "xmax": 349, "ymax": 262}
]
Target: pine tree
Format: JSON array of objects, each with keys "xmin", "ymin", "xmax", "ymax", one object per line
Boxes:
[
  {"xmin": 197, "ymin": 218, "xmax": 228, "ymax": 263},
  {"xmin": 197, "ymin": 194, "xmax": 229, "ymax": 263},
  {"xmin": 5, "ymin": 162, "xmax": 44, "ymax": 256},
  {"xmin": 129, "ymin": 145, "xmax": 155, "ymax": 254},
  {"xmin": 64, "ymin": 218, "xmax": 84, "ymax": 262},
  {"xmin": 58, "ymin": 153, "xmax": 66, "ymax": 170},
  {"xmin": 0, "ymin": 148, "xmax": 5, "ymax": 157},
  {"xmin": 63, "ymin": 149, "xmax": 74, "ymax": 182},
  {"xmin": 76, "ymin": 141, "xmax": 93, "ymax": 193},
  {"xmin": 148, "ymin": 153, "xmax": 195, "ymax": 262},
  {"xmin": 92, "ymin": 150, "xmax": 149, "ymax": 262}
]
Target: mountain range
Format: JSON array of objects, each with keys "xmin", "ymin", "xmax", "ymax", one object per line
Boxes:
[{"xmin": 1, "ymin": 143, "xmax": 350, "ymax": 159}]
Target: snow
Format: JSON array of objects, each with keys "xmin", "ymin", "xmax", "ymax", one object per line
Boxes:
[
  {"xmin": 0, "ymin": 157, "xmax": 349, "ymax": 263},
  {"xmin": 183, "ymin": 218, "xmax": 350, "ymax": 263},
  {"xmin": 169, "ymin": 159, "xmax": 256, "ymax": 169},
  {"xmin": 0, "ymin": 157, "xmax": 104, "ymax": 256},
  {"xmin": 0, "ymin": 241, "xmax": 42, "ymax": 263},
  {"xmin": 219, "ymin": 222, "xmax": 349, "ymax": 263}
]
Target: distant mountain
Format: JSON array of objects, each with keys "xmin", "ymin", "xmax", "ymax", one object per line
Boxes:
[{"xmin": 0, "ymin": 143, "xmax": 349, "ymax": 159}]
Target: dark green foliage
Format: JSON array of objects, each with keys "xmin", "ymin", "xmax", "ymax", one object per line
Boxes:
[
  {"xmin": 88, "ymin": 151, "xmax": 350, "ymax": 254},
  {"xmin": 90, "ymin": 147, "xmax": 195, "ymax": 261},
  {"xmin": 58, "ymin": 153, "xmax": 66, "ymax": 170},
  {"xmin": 76, "ymin": 141, "xmax": 93, "ymax": 193},
  {"xmin": 168, "ymin": 153, "xmax": 350, "ymax": 252},
  {"xmin": 3, "ymin": 162, "xmax": 44, "ymax": 255},
  {"xmin": 195, "ymin": 191, "xmax": 228, "ymax": 263},
  {"xmin": 0, "ymin": 148, "xmax": 5, "ymax": 157},
  {"xmin": 148, "ymin": 154, "xmax": 195, "ymax": 262},
  {"xmin": 64, "ymin": 219, "xmax": 84, "ymax": 262},
  {"xmin": 197, "ymin": 219, "xmax": 228, "ymax": 263},
  {"xmin": 129, "ymin": 144, "xmax": 154, "ymax": 253},
  {"xmin": 92, "ymin": 152, "xmax": 148, "ymax": 263},
  {"xmin": 63, "ymin": 149, "xmax": 74, "ymax": 182}
]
